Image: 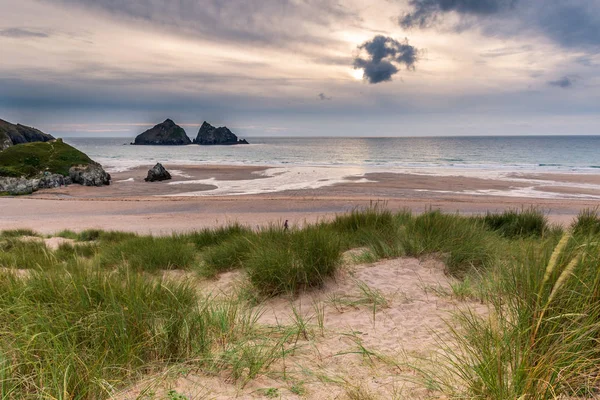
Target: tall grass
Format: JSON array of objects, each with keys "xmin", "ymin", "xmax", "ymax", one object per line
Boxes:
[
  {"xmin": 4, "ymin": 206, "xmax": 600, "ymax": 399},
  {"xmin": 180, "ymin": 223, "xmax": 252, "ymax": 250},
  {"xmin": 403, "ymin": 210, "xmax": 496, "ymax": 276},
  {"xmin": 0, "ymin": 264, "xmax": 292, "ymax": 398},
  {"xmin": 572, "ymin": 207, "xmax": 600, "ymax": 236},
  {"xmin": 482, "ymin": 207, "xmax": 548, "ymax": 238},
  {"xmin": 0, "ymin": 238, "xmax": 83, "ymax": 269},
  {"xmin": 0, "ymin": 264, "xmax": 203, "ymax": 398},
  {"xmin": 98, "ymin": 235, "xmax": 196, "ymax": 272},
  {"xmin": 55, "ymin": 229, "xmax": 138, "ymax": 242},
  {"xmin": 0, "ymin": 228, "xmax": 39, "ymax": 238},
  {"xmin": 433, "ymin": 233, "xmax": 600, "ymax": 399},
  {"xmin": 330, "ymin": 204, "xmax": 396, "ymax": 233},
  {"xmin": 201, "ymin": 234, "xmax": 255, "ymax": 277},
  {"xmin": 246, "ymin": 227, "xmax": 342, "ymax": 296}
]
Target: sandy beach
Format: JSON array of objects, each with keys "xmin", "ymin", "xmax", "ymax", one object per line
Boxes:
[{"xmin": 2, "ymin": 164, "xmax": 599, "ymax": 234}]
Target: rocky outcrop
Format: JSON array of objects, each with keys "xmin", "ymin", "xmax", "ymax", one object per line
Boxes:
[
  {"xmin": 0, "ymin": 137, "xmax": 110, "ymax": 195},
  {"xmin": 0, "ymin": 177, "xmax": 35, "ymax": 195},
  {"xmin": 69, "ymin": 163, "xmax": 111, "ymax": 187},
  {"xmin": 145, "ymin": 163, "xmax": 171, "ymax": 182},
  {"xmin": 0, "ymin": 119, "xmax": 55, "ymax": 151},
  {"xmin": 132, "ymin": 119, "xmax": 191, "ymax": 146},
  {"xmin": 194, "ymin": 121, "xmax": 249, "ymax": 145},
  {"xmin": 0, "ymin": 132, "xmax": 11, "ymax": 151},
  {"xmin": 0, "ymin": 173, "xmax": 69, "ymax": 195},
  {"xmin": 0, "ymin": 163, "xmax": 109, "ymax": 195}
]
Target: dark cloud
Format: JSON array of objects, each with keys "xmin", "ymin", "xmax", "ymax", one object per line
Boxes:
[
  {"xmin": 0, "ymin": 28, "xmax": 49, "ymax": 38},
  {"xmin": 399, "ymin": 0, "xmax": 600, "ymax": 51},
  {"xmin": 399, "ymin": 0, "xmax": 517, "ymax": 29},
  {"xmin": 353, "ymin": 36, "xmax": 419, "ymax": 84},
  {"xmin": 536, "ymin": 2, "xmax": 600, "ymax": 49},
  {"xmin": 548, "ymin": 76, "xmax": 574, "ymax": 88},
  {"xmin": 318, "ymin": 93, "xmax": 332, "ymax": 100}
]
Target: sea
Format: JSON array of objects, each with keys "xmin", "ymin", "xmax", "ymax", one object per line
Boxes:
[
  {"xmin": 65, "ymin": 136, "xmax": 600, "ymax": 173},
  {"xmin": 63, "ymin": 136, "xmax": 600, "ymax": 198}
]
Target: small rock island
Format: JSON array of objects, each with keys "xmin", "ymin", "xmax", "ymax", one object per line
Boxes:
[
  {"xmin": 132, "ymin": 119, "xmax": 191, "ymax": 146},
  {"xmin": 194, "ymin": 121, "xmax": 249, "ymax": 145},
  {"xmin": 132, "ymin": 119, "xmax": 249, "ymax": 146}
]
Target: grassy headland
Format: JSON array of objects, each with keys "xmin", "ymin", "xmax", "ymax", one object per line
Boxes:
[
  {"xmin": 0, "ymin": 139, "xmax": 92, "ymax": 178},
  {"xmin": 1, "ymin": 206, "xmax": 599, "ymax": 398}
]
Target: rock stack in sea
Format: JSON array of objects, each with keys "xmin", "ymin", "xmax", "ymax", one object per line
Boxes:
[
  {"xmin": 132, "ymin": 119, "xmax": 249, "ymax": 146},
  {"xmin": 194, "ymin": 121, "xmax": 249, "ymax": 145},
  {"xmin": 132, "ymin": 119, "xmax": 191, "ymax": 146}
]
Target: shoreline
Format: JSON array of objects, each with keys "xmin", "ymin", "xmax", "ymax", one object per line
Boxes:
[
  {"xmin": 32, "ymin": 163, "xmax": 600, "ymax": 200},
  {"xmin": 2, "ymin": 163, "xmax": 600, "ymax": 234}
]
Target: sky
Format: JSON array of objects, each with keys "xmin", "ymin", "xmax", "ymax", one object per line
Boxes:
[{"xmin": 1, "ymin": 0, "xmax": 599, "ymax": 137}]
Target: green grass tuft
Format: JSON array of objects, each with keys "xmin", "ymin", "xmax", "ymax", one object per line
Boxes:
[
  {"xmin": 482, "ymin": 207, "xmax": 548, "ymax": 238},
  {"xmin": 330, "ymin": 204, "xmax": 396, "ymax": 233},
  {"xmin": 246, "ymin": 227, "xmax": 342, "ymax": 296},
  {"xmin": 180, "ymin": 223, "xmax": 252, "ymax": 250},
  {"xmin": 571, "ymin": 207, "xmax": 600, "ymax": 236},
  {"xmin": 403, "ymin": 210, "xmax": 496, "ymax": 277},
  {"xmin": 99, "ymin": 235, "xmax": 196, "ymax": 272},
  {"xmin": 0, "ymin": 228, "xmax": 39, "ymax": 238},
  {"xmin": 201, "ymin": 234, "xmax": 255, "ymax": 277}
]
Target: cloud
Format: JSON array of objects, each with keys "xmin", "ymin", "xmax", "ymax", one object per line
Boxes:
[
  {"xmin": 46, "ymin": 0, "xmax": 356, "ymax": 49},
  {"xmin": 398, "ymin": 0, "xmax": 600, "ymax": 51},
  {"xmin": 399, "ymin": 0, "xmax": 517, "ymax": 29},
  {"xmin": 548, "ymin": 76, "xmax": 574, "ymax": 88},
  {"xmin": 0, "ymin": 28, "xmax": 49, "ymax": 38},
  {"xmin": 318, "ymin": 93, "xmax": 332, "ymax": 100},
  {"xmin": 536, "ymin": 2, "xmax": 600, "ymax": 49},
  {"xmin": 353, "ymin": 35, "xmax": 419, "ymax": 84}
]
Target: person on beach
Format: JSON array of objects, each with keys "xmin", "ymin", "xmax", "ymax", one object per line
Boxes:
[{"xmin": 284, "ymin": 220, "xmax": 289, "ymax": 231}]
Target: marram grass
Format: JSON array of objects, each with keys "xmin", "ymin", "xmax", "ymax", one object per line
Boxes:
[
  {"xmin": 4, "ymin": 206, "xmax": 600, "ymax": 399},
  {"xmin": 428, "ymin": 230, "xmax": 600, "ymax": 399}
]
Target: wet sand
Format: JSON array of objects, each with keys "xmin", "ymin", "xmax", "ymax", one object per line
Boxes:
[{"xmin": 1, "ymin": 164, "xmax": 599, "ymax": 234}]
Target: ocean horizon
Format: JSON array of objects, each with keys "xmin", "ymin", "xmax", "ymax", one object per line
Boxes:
[{"xmin": 65, "ymin": 135, "xmax": 600, "ymax": 174}]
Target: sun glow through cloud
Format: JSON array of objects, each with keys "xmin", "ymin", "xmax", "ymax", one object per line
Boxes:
[{"xmin": 350, "ymin": 68, "xmax": 364, "ymax": 80}]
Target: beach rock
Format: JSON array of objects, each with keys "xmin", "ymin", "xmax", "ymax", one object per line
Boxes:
[
  {"xmin": 0, "ymin": 118, "xmax": 55, "ymax": 151},
  {"xmin": 0, "ymin": 177, "xmax": 35, "ymax": 195},
  {"xmin": 0, "ymin": 173, "xmax": 67, "ymax": 195},
  {"xmin": 0, "ymin": 132, "xmax": 11, "ymax": 151},
  {"xmin": 69, "ymin": 163, "xmax": 111, "ymax": 186},
  {"xmin": 37, "ymin": 172, "xmax": 68, "ymax": 189},
  {"xmin": 194, "ymin": 121, "xmax": 249, "ymax": 145},
  {"xmin": 132, "ymin": 119, "xmax": 191, "ymax": 145},
  {"xmin": 145, "ymin": 163, "xmax": 172, "ymax": 182}
]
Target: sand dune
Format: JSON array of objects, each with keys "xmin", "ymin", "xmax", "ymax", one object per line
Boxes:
[{"xmin": 117, "ymin": 255, "xmax": 483, "ymax": 399}]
